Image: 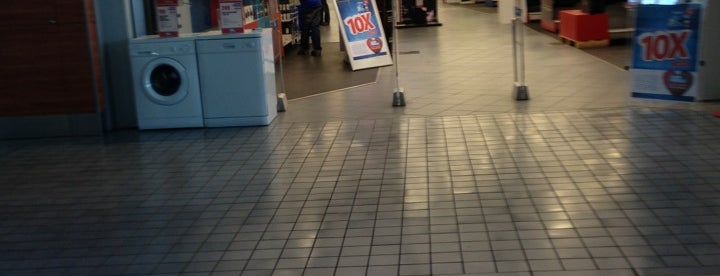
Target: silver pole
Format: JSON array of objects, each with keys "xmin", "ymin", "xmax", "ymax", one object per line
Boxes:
[
  {"xmin": 391, "ymin": 0, "xmax": 406, "ymax": 106},
  {"xmin": 277, "ymin": 26, "xmax": 289, "ymax": 111},
  {"xmin": 512, "ymin": 0, "xmax": 529, "ymax": 101},
  {"xmin": 393, "ymin": 22, "xmax": 399, "ymax": 93},
  {"xmin": 277, "ymin": 52, "xmax": 289, "ymax": 112},
  {"xmin": 512, "ymin": 15, "xmax": 518, "ymax": 84},
  {"xmin": 517, "ymin": 8, "xmax": 526, "ymax": 88}
]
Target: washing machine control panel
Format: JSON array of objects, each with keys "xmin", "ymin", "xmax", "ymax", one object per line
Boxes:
[
  {"xmin": 130, "ymin": 41, "xmax": 195, "ymax": 57},
  {"xmin": 241, "ymin": 41, "xmax": 257, "ymax": 49},
  {"xmin": 196, "ymin": 38, "xmax": 260, "ymax": 53}
]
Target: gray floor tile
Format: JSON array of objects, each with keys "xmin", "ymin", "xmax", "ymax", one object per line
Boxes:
[
  {"xmin": 496, "ymin": 261, "xmax": 530, "ymax": 272},
  {"xmin": 561, "ymin": 259, "xmax": 597, "ymax": 270},
  {"xmin": 432, "ymin": 262, "xmax": 464, "ymax": 275},
  {"xmin": 399, "ymin": 264, "xmax": 431, "ymax": 276},
  {"xmin": 367, "ymin": 265, "xmax": 398, "ymax": 276},
  {"xmin": 333, "ymin": 266, "xmax": 366, "ymax": 276},
  {"xmin": 302, "ymin": 268, "xmax": 334, "ymax": 276}
]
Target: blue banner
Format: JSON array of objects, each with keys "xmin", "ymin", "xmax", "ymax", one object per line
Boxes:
[
  {"xmin": 632, "ymin": 4, "xmax": 701, "ymax": 71},
  {"xmin": 630, "ymin": 4, "xmax": 702, "ymax": 101}
]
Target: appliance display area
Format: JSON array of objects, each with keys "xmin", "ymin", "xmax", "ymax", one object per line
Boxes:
[
  {"xmin": 126, "ymin": 0, "xmax": 278, "ymax": 129},
  {"xmin": 129, "ymin": 36, "xmax": 205, "ymax": 129},
  {"xmin": 196, "ymin": 30, "xmax": 278, "ymax": 127}
]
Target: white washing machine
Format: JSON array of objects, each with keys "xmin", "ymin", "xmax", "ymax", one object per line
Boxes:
[
  {"xmin": 195, "ymin": 29, "xmax": 277, "ymax": 127},
  {"xmin": 129, "ymin": 35, "xmax": 204, "ymax": 129}
]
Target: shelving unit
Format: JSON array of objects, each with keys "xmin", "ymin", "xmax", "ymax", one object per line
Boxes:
[
  {"xmin": 279, "ymin": 0, "xmax": 300, "ymax": 46},
  {"xmin": 238, "ymin": 0, "xmax": 272, "ymax": 30},
  {"xmin": 211, "ymin": 0, "xmax": 273, "ymax": 30},
  {"xmin": 396, "ymin": 0, "xmax": 442, "ymax": 28}
]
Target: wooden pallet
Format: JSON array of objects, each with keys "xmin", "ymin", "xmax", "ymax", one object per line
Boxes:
[{"xmin": 559, "ymin": 36, "xmax": 609, "ymax": 49}]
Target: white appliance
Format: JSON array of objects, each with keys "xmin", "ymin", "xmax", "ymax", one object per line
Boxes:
[
  {"xmin": 195, "ymin": 29, "xmax": 277, "ymax": 127},
  {"xmin": 129, "ymin": 35, "xmax": 204, "ymax": 129}
]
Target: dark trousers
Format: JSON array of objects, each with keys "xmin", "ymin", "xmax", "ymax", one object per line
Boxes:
[
  {"xmin": 300, "ymin": 7, "xmax": 323, "ymax": 51},
  {"xmin": 321, "ymin": 0, "xmax": 330, "ymax": 24}
]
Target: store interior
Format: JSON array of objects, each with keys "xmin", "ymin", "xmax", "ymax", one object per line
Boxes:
[
  {"xmin": 280, "ymin": 0, "xmax": 639, "ymax": 100},
  {"xmin": 278, "ymin": 6, "xmax": 380, "ymax": 100},
  {"xmin": 6, "ymin": 3, "xmax": 720, "ymax": 276},
  {"xmin": 0, "ymin": 0, "xmax": 717, "ymax": 139}
]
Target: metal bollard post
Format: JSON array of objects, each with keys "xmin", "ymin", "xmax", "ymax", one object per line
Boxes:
[
  {"xmin": 391, "ymin": 0, "xmax": 406, "ymax": 107},
  {"xmin": 512, "ymin": 0, "xmax": 529, "ymax": 101}
]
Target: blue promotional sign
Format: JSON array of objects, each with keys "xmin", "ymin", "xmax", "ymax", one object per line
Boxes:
[
  {"xmin": 333, "ymin": 0, "xmax": 393, "ymax": 70},
  {"xmin": 630, "ymin": 4, "xmax": 702, "ymax": 101}
]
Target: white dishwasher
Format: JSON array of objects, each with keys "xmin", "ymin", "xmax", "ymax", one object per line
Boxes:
[{"xmin": 195, "ymin": 29, "xmax": 277, "ymax": 127}]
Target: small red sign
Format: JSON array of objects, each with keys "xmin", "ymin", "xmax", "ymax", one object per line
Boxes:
[
  {"xmin": 155, "ymin": 0, "xmax": 179, "ymax": 37},
  {"xmin": 219, "ymin": 0, "xmax": 245, "ymax": 34},
  {"xmin": 156, "ymin": 0, "xmax": 178, "ymax": 6}
]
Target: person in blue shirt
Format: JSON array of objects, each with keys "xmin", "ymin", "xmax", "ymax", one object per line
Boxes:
[{"xmin": 299, "ymin": 0, "xmax": 323, "ymax": 56}]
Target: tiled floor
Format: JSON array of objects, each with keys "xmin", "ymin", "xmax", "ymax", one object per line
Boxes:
[{"xmin": 2, "ymin": 3, "xmax": 720, "ymax": 276}]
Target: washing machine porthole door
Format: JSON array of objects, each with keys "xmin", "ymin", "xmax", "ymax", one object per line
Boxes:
[
  {"xmin": 141, "ymin": 58, "xmax": 189, "ymax": 106},
  {"xmin": 150, "ymin": 64, "xmax": 182, "ymax": 96}
]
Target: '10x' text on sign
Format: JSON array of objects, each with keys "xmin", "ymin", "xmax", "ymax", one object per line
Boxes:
[
  {"xmin": 345, "ymin": 12, "xmax": 377, "ymax": 35},
  {"xmin": 637, "ymin": 30, "xmax": 691, "ymax": 62}
]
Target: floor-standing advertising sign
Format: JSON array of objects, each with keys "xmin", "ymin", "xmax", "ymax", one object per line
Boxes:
[
  {"xmin": 630, "ymin": 3, "xmax": 702, "ymax": 102},
  {"xmin": 334, "ymin": 0, "xmax": 394, "ymax": 70},
  {"xmin": 219, "ymin": 0, "xmax": 245, "ymax": 33},
  {"xmin": 155, "ymin": 0, "xmax": 179, "ymax": 37}
]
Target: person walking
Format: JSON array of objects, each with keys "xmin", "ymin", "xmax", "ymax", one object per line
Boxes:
[{"xmin": 298, "ymin": 0, "xmax": 323, "ymax": 56}]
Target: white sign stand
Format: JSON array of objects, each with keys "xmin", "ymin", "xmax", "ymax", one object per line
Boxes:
[
  {"xmin": 392, "ymin": 0, "xmax": 405, "ymax": 106},
  {"xmin": 333, "ymin": 0, "xmax": 394, "ymax": 71}
]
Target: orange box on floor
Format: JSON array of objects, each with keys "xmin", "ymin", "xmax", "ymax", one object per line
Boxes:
[{"xmin": 558, "ymin": 9, "xmax": 609, "ymax": 41}]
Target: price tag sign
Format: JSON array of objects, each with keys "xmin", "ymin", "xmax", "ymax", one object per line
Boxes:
[
  {"xmin": 630, "ymin": 4, "xmax": 702, "ymax": 101},
  {"xmin": 155, "ymin": 0, "xmax": 179, "ymax": 37},
  {"xmin": 219, "ymin": 0, "xmax": 245, "ymax": 34}
]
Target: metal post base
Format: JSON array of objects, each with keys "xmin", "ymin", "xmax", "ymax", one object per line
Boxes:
[
  {"xmin": 277, "ymin": 93, "xmax": 288, "ymax": 112},
  {"xmin": 514, "ymin": 85, "xmax": 529, "ymax": 101},
  {"xmin": 392, "ymin": 88, "xmax": 406, "ymax": 107}
]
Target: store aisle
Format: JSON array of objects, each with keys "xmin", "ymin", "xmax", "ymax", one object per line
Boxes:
[
  {"xmin": 282, "ymin": 41, "xmax": 379, "ymax": 100},
  {"xmin": 278, "ymin": 2, "xmax": 718, "ymax": 122},
  {"xmin": 281, "ymin": 3, "xmax": 379, "ymax": 100},
  {"xmin": 320, "ymin": 4, "xmax": 342, "ymax": 44}
]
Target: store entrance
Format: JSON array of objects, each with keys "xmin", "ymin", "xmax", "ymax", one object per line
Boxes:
[{"xmin": 278, "ymin": 0, "xmax": 390, "ymax": 100}]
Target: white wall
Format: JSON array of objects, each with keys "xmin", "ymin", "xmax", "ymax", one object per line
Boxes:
[{"xmin": 698, "ymin": 1, "xmax": 719, "ymax": 100}]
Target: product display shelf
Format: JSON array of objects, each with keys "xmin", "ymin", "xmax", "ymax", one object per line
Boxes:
[
  {"xmin": 241, "ymin": 0, "xmax": 272, "ymax": 30},
  {"xmin": 279, "ymin": 0, "xmax": 300, "ymax": 46},
  {"xmin": 211, "ymin": 0, "xmax": 273, "ymax": 31}
]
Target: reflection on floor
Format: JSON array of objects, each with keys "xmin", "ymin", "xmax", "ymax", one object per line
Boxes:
[{"xmin": 282, "ymin": 42, "xmax": 379, "ymax": 100}]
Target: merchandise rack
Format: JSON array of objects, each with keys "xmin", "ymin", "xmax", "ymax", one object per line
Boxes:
[{"xmin": 279, "ymin": 0, "xmax": 300, "ymax": 45}]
